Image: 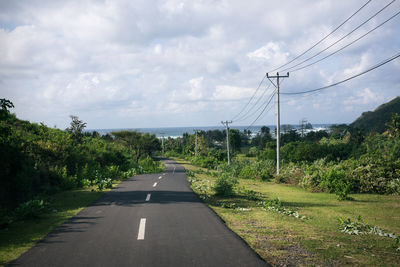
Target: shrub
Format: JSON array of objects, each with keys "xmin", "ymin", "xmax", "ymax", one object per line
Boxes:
[
  {"xmin": 139, "ymin": 157, "xmax": 163, "ymax": 173},
  {"xmin": 106, "ymin": 165, "xmax": 121, "ymax": 180},
  {"xmin": 122, "ymin": 168, "xmax": 137, "ymax": 179},
  {"xmin": 277, "ymin": 162, "xmax": 304, "ymax": 184},
  {"xmin": 96, "ymin": 178, "xmax": 113, "ymax": 191},
  {"xmin": 238, "ymin": 165, "xmax": 257, "ymax": 179},
  {"xmin": 186, "ymin": 169, "xmax": 195, "ymax": 177},
  {"xmin": 14, "ymin": 199, "xmax": 45, "ymax": 219},
  {"xmin": 214, "ymin": 173, "xmax": 238, "ymax": 196},
  {"xmin": 237, "ymin": 186, "xmax": 262, "ymax": 201}
]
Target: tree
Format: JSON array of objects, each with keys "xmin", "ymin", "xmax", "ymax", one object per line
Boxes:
[
  {"xmin": 0, "ymin": 98, "xmax": 14, "ymax": 120},
  {"xmin": 386, "ymin": 113, "xmax": 400, "ymax": 138},
  {"xmin": 228, "ymin": 129, "xmax": 241, "ymax": 153},
  {"xmin": 112, "ymin": 131, "xmax": 143, "ymax": 163},
  {"xmin": 66, "ymin": 115, "xmax": 87, "ymax": 143},
  {"xmin": 141, "ymin": 133, "xmax": 161, "ymax": 157},
  {"xmin": 252, "ymin": 126, "xmax": 272, "ymax": 149},
  {"xmin": 281, "ymin": 129, "xmax": 300, "ymax": 145},
  {"xmin": 281, "ymin": 124, "xmax": 294, "ymax": 134}
]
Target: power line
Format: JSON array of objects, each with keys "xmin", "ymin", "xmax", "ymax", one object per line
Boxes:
[
  {"xmin": 289, "ymin": 9, "xmax": 400, "ymax": 73},
  {"xmin": 281, "ymin": 0, "xmax": 396, "ymax": 72},
  {"xmin": 231, "ymin": 75, "xmax": 266, "ymax": 121},
  {"xmin": 281, "ymin": 51, "xmax": 400, "ymax": 95},
  {"xmin": 235, "ymin": 84, "xmax": 274, "ymax": 123},
  {"xmin": 231, "ymin": 76, "xmax": 267, "ymax": 121},
  {"xmin": 268, "ymin": 0, "xmax": 373, "ymax": 73},
  {"xmin": 246, "ymin": 89, "xmax": 276, "ymax": 130}
]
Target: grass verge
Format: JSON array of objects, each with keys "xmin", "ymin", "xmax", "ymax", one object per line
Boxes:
[
  {"xmin": 0, "ymin": 181, "xmax": 120, "ymax": 266},
  {"xmin": 175, "ymin": 158, "xmax": 400, "ymax": 266}
]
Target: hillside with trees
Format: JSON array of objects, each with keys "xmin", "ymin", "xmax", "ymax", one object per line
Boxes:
[
  {"xmin": 0, "ymin": 99, "xmax": 162, "ymax": 219},
  {"xmin": 350, "ymin": 96, "xmax": 400, "ymax": 134}
]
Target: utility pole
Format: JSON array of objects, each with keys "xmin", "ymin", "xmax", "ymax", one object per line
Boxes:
[
  {"xmin": 194, "ymin": 129, "xmax": 198, "ymax": 158},
  {"xmin": 160, "ymin": 133, "xmax": 165, "ymax": 156},
  {"xmin": 266, "ymin": 72, "xmax": 289, "ymax": 175},
  {"xmin": 221, "ymin": 120, "xmax": 232, "ymax": 166}
]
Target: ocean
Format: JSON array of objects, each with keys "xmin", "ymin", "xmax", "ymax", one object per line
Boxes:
[{"xmin": 88, "ymin": 124, "xmax": 333, "ymax": 138}]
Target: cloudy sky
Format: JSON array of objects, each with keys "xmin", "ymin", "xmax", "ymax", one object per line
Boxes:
[{"xmin": 1, "ymin": 0, "xmax": 399, "ymax": 129}]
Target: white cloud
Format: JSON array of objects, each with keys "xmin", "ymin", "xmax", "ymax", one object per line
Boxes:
[
  {"xmin": 344, "ymin": 88, "xmax": 384, "ymax": 107},
  {"xmin": 188, "ymin": 77, "xmax": 204, "ymax": 100},
  {"xmin": 212, "ymin": 85, "xmax": 255, "ymax": 101},
  {"xmin": 343, "ymin": 53, "xmax": 371, "ymax": 77},
  {"xmin": 0, "ymin": 0, "xmax": 399, "ymax": 128},
  {"xmin": 247, "ymin": 42, "xmax": 289, "ymax": 63}
]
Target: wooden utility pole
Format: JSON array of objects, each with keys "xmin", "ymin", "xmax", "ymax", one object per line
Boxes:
[
  {"xmin": 266, "ymin": 72, "xmax": 289, "ymax": 175},
  {"xmin": 221, "ymin": 121, "xmax": 232, "ymax": 166}
]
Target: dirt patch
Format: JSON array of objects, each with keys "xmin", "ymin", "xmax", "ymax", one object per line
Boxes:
[{"xmin": 253, "ymin": 234, "xmax": 337, "ymax": 267}]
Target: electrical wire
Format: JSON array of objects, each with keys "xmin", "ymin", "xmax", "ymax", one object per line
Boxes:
[
  {"xmin": 246, "ymin": 90, "xmax": 277, "ymax": 130},
  {"xmin": 281, "ymin": 51, "xmax": 400, "ymax": 95},
  {"xmin": 289, "ymin": 9, "xmax": 400, "ymax": 73},
  {"xmin": 281, "ymin": 0, "xmax": 396, "ymax": 72},
  {"xmin": 268, "ymin": 0, "xmax": 373, "ymax": 73},
  {"xmin": 231, "ymin": 75, "xmax": 267, "ymax": 121},
  {"xmin": 234, "ymin": 85, "xmax": 274, "ymax": 123}
]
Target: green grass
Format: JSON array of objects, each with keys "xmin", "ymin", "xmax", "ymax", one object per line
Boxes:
[
  {"xmin": 0, "ymin": 183, "xmax": 120, "ymax": 266},
  {"xmin": 175, "ymin": 158, "xmax": 400, "ymax": 266}
]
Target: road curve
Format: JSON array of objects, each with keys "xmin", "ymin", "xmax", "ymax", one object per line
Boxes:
[{"xmin": 9, "ymin": 159, "xmax": 268, "ymax": 267}]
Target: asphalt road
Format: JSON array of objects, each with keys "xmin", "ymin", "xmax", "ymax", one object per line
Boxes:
[{"xmin": 10, "ymin": 159, "xmax": 268, "ymax": 267}]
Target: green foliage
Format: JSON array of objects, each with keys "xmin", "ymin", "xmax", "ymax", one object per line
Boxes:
[
  {"xmin": 237, "ymin": 186, "xmax": 262, "ymax": 201},
  {"xmin": 263, "ymin": 197, "xmax": 307, "ymax": 220},
  {"xmin": 192, "ymin": 154, "xmax": 221, "ymax": 169},
  {"xmin": 0, "ymin": 98, "xmax": 14, "ymax": 120},
  {"xmin": 186, "ymin": 169, "xmax": 195, "ymax": 178},
  {"xmin": 338, "ymin": 216, "xmax": 399, "ymax": 250},
  {"xmin": 281, "ymin": 140, "xmax": 353, "ymax": 163},
  {"xmin": 265, "ymin": 197, "xmax": 282, "ymax": 208},
  {"xmin": 66, "ymin": 115, "xmax": 87, "ymax": 143},
  {"xmin": 278, "ymin": 131, "xmax": 400, "ymax": 196},
  {"xmin": 95, "ymin": 178, "xmax": 113, "ymax": 191},
  {"xmin": 214, "ymin": 173, "xmax": 238, "ymax": 196},
  {"xmin": 0, "ymin": 103, "xmax": 163, "ymax": 211},
  {"xmin": 14, "ymin": 200, "xmax": 45, "ymax": 220},
  {"xmin": 386, "ymin": 113, "xmax": 400, "ymax": 138},
  {"xmin": 138, "ymin": 157, "xmax": 164, "ymax": 173},
  {"xmin": 350, "ymin": 96, "xmax": 400, "ymax": 134},
  {"xmin": 236, "ymin": 160, "xmax": 274, "ymax": 181}
]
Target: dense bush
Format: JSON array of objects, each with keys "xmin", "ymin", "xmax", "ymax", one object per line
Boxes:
[
  {"xmin": 281, "ymin": 140, "xmax": 353, "ymax": 163},
  {"xmin": 213, "ymin": 173, "xmax": 238, "ymax": 196},
  {"xmin": 0, "ymin": 101, "xmax": 162, "ymax": 210},
  {"xmin": 14, "ymin": 199, "xmax": 45, "ymax": 219}
]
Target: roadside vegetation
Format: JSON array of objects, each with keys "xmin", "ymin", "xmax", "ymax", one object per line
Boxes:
[
  {"xmin": 165, "ymin": 112, "xmax": 400, "ymax": 265},
  {"xmin": 0, "ymin": 98, "xmax": 163, "ymax": 265}
]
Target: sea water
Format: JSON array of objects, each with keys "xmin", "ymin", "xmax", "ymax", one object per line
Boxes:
[{"xmin": 88, "ymin": 124, "xmax": 333, "ymax": 138}]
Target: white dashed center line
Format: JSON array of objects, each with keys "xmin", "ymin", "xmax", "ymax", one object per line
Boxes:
[
  {"xmin": 153, "ymin": 182, "xmax": 157, "ymax": 187},
  {"xmin": 137, "ymin": 218, "xmax": 146, "ymax": 240},
  {"xmin": 158, "ymin": 176, "xmax": 162, "ymax": 179},
  {"xmin": 173, "ymin": 166, "xmax": 176, "ymax": 174},
  {"xmin": 146, "ymin": 193, "xmax": 151, "ymax": 201}
]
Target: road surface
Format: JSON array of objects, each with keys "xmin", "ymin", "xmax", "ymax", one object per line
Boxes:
[{"xmin": 10, "ymin": 159, "xmax": 268, "ymax": 267}]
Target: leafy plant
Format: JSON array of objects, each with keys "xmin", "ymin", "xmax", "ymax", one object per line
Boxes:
[
  {"xmin": 213, "ymin": 173, "xmax": 238, "ymax": 196},
  {"xmin": 263, "ymin": 198, "xmax": 307, "ymax": 220},
  {"xmin": 95, "ymin": 178, "xmax": 113, "ymax": 191},
  {"xmin": 237, "ymin": 186, "xmax": 262, "ymax": 201},
  {"xmin": 14, "ymin": 199, "xmax": 45, "ymax": 219},
  {"xmin": 186, "ymin": 169, "xmax": 195, "ymax": 177},
  {"xmin": 338, "ymin": 216, "xmax": 400, "ymax": 250}
]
